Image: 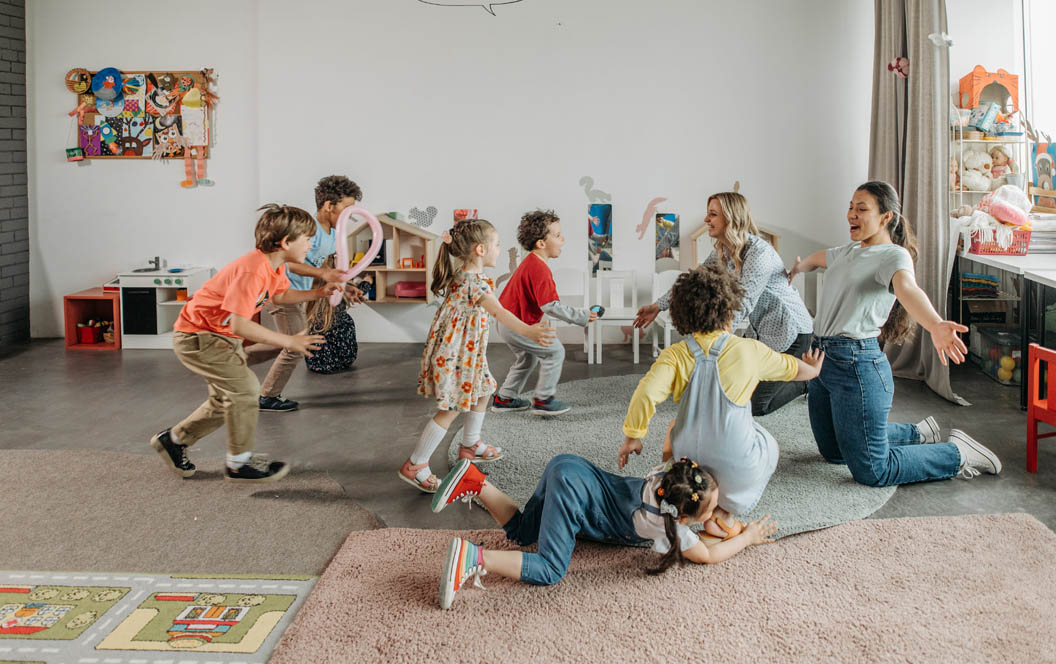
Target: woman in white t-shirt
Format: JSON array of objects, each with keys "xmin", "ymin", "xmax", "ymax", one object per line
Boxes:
[{"xmin": 788, "ymin": 181, "xmax": 1000, "ymax": 487}]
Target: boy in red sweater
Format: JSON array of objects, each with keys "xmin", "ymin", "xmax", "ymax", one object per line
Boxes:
[{"xmin": 493, "ymin": 210, "xmax": 597, "ymax": 416}]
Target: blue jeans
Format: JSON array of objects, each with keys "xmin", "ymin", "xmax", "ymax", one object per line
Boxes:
[
  {"xmin": 502, "ymin": 454, "xmax": 647, "ymax": 586},
  {"xmin": 807, "ymin": 337, "xmax": 960, "ymax": 487}
]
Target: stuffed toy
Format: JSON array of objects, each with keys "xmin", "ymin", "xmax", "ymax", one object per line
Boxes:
[
  {"xmin": 961, "ymin": 150, "xmax": 993, "ymax": 192},
  {"xmin": 950, "ymin": 155, "xmax": 960, "ymax": 191}
]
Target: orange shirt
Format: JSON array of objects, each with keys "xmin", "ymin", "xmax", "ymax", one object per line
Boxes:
[{"xmin": 174, "ymin": 250, "xmax": 291, "ymax": 337}]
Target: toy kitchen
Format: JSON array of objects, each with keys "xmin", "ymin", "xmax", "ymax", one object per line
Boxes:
[{"xmin": 114, "ymin": 258, "xmax": 213, "ymax": 349}]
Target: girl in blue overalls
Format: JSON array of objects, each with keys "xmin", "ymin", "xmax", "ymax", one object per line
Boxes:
[
  {"xmin": 430, "ymin": 455, "xmax": 777, "ymax": 609},
  {"xmin": 618, "ymin": 265, "xmax": 825, "ymax": 532}
]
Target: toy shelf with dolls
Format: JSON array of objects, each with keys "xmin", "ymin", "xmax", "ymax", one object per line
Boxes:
[{"xmin": 344, "ymin": 213, "xmax": 438, "ymax": 304}]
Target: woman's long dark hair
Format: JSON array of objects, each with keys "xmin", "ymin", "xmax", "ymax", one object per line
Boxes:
[
  {"xmin": 646, "ymin": 459, "xmax": 717, "ymax": 576},
  {"xmin": 856, "ymin": 181, "xmax": 918, "ymax": 344}
]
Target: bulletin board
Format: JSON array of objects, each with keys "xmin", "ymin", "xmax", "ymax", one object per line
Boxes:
[{"xmin": 65, "ymin": 68, "xmax": 216, "ymax": 160}]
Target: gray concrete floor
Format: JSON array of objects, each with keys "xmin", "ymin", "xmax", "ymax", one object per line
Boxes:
[{"xmin": 2, "ymin": 339, "xmax": 1054, "ymax": 539}]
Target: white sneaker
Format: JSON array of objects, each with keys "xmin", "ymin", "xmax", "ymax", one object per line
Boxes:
[
  {"xmin": 916, "ymin": 416, "xmax": 941, "ymax": 443},
  {"xmin": 949, "ymin": 429, "xmax": 1001, "ymax": 478}
]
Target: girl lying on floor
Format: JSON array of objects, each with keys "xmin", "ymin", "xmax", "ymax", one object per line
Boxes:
[{"xmin": 431, "ymin": 454, "xmax": 776, "ymax": 609}]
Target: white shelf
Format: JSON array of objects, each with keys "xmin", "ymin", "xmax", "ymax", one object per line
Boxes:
[{"xmin": 159, "ymin": 300, "xmax": 188, "ymax": 307}]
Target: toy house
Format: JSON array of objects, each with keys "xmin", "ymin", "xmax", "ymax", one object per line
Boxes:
[
  {"xmin": 346, "ymin": 213, "xmax": 438, "ymax": 304},
  {"xmin": 959, "ymin": 65, "xmax": 1019, "ymax": 112}
]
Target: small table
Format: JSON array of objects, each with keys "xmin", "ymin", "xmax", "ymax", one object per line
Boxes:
[{"xmin": 63, "ymin": 288, "xmax": 120, "ymax": 350}]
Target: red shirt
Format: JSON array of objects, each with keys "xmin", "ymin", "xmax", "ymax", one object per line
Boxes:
[
  {"xmin": 498, "ymin": 252, "xmax": 560, "ymax": 325},
  {"xmin": 175, "ymin": 250, "xmax": 291, "ymax": 338}
]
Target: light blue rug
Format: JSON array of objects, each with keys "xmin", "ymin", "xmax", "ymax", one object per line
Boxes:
[{"xmin": 450, "ymin": 374, "xmax": 896, "ymax": 538}]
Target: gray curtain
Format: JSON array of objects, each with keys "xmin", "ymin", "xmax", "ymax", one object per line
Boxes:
[{"xmin": 870, "ymin": 0, "xmax": 967, "ymax": 405}]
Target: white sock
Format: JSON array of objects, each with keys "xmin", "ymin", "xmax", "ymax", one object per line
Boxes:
[
  {"xmin": 227, "ymin": 451, "xmax": 252, "ymax": 469},
  {"xmin": 462, "ymin": 410, "xmax": 486, "ymax": 448},
  {"xmin": 169, "ymin": 429, "xmax": 182, "ymax": 444},
  {"xmin": 410, "ymin": 420, "xmax": 448, "ymax": 468}
]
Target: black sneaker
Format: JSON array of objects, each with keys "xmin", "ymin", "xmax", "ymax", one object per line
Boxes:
[
  {"xmin": 491, "ymin": 394, "xmax": 530, "ymax": 413},
  {"xmin": 150, "ymin": 429, "xmax": 195, "ymax": 478},
  {"xmin": 225, "ymin": 455, "xmax": 291, "ymax": 483},
  {"xmin": 259, "ymin": 395, "xmax": 299, "ymax": 412},
  {"xmin": 531, "ymin": 396, "xmax": 571, "ymax": 416}
]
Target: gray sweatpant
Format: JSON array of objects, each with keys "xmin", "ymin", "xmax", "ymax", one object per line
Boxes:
[{"xmin": 498, "ymin": 328, "xmax": 565, "ymax": 400}]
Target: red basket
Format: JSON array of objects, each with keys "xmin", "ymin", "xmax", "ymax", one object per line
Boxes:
[{"xmin": 967, "ymin": 228, "xmax": 1031, "ymax": 256}]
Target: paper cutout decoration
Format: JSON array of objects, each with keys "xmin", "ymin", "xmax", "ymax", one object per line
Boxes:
[
  {"xmin": 637, "ymin": 197, "xmax": 667, "ymax": 240},
  {"xmin": 409, "ymin": 206, "xmax": 438, "ymax": 227},
  {"xmin": 65, "ymin": 68, "xmax": 91, "ymax": 94},
  {"xmin": 78, "ymin": 124, "xmax": 102, "ymax": 156},
  {"xmin": 180, "ymin": 87, "xmax": 212, "ymax": 187},
  {"xmin": 91, "ymin": 68, "xmax": 122, "ymax": 101},
  {"xmin": 579, "ymin": 176, "xmax": 612, "ymax": 203},
  {"xmin": 153, "ymin": 116, "xmax": 184, "ymax": 158}
]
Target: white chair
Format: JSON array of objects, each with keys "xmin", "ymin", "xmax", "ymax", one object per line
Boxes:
[
  {"xmin": 592, "ymin": 270, "xmax": 639, "ymax": 364},
  {"xmin": 549, "ymin": 267, "xmax": 594, "ymax": 363},
  {"xmin": 650, "ymin": 269, "xmax": 682, "ymax": 357}
]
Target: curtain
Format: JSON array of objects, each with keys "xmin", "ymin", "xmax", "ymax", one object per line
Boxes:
[{"xmin": 869, "ymin": 0, "xmax": 968, "ymax": 405}]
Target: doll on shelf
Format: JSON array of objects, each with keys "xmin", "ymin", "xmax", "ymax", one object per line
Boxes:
[
  {"xmin": 950, "ymin": 154, "xmax": 960, "ymax": 191},
  {"xmin": 989, "ymin": 144, "xmax": 1017, "ymax": 181}
]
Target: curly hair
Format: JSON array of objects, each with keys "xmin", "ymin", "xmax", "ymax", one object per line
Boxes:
[
  {"xmin": 668, "ymin": 265, "xmax": 745, "ymax": 335},
  {"xmin": 517, "ymin": 209, "xmax": 559, "ymax": 251},
  {"xmin": 314, "ymin": 175, "xmax": 363, "ymax": 211}
]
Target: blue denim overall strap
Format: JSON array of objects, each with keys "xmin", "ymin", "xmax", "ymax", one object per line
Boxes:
[
  {"xmin": 669, "ymin": 333, "xmax": 776, "ymax": 515},
  {"xmin": 500, "ymin": 454, "xmax": 650, "ymax": 586}
]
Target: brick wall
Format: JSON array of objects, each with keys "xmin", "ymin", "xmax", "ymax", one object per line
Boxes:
[{"xmin": 0, "ymin": 0, "xmax": 26, "ymax": 350}]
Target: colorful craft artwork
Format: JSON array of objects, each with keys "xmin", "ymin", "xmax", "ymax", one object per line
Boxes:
[
  {"xmin": 153, "ymin": 116, "xmax": 184, "ymax": 158},
  {"xmin": 655, "ymin": 212, "xmax": 680, "ymax": 272},
  {"xmin": 588, "ymin": 203, "xmax": 613, "ymax": 275},
  {"xmin": 78, "ymin": 124, "xmax": 101, "ymax": 156}
]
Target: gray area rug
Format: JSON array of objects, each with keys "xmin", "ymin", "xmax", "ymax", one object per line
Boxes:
[
  {"xmin": 0, "ymin": 450, "xmax": 379, "ymax": 575},
  {"xmin": 450, "ymin": 374, "xmax": 895, "ymax": 538}
]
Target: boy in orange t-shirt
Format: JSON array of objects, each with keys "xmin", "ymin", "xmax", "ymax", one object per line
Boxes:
[{"xmin": 151, "ymin": 204, "xmax": 339, "ymax": 483}]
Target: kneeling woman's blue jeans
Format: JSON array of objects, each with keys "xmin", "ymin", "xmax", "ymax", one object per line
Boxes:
[
  {"xmin": 807, "ymin": 337, "xmax": 960, "ymax": 487},
  {"xmin": 501, "ymin": 454, "xmax": 648, "ymax": 586}
]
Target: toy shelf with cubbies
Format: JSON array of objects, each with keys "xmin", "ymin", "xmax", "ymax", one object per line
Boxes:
[{"xmin": 346, "ymin": 214, "xmax": 438, "ymax": 304}]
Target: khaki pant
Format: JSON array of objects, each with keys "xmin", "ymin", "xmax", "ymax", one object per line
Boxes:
[
  {"xmin": 260, "ymin": 301, "xmax": 307, "ymax": 397},
  {"xmin": 172, "ymin": 331, "xmax": 259, "ymax": 455}
]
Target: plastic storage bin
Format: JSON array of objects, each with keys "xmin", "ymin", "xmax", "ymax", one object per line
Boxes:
[{"xmin": 969, "ymin": 325, "xmax": 1022, "ymax": 385}]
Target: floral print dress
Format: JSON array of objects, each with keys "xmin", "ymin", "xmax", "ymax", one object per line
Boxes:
[{"xmin": 418, "ymin": 272, "xmax": 497, "ymax": 411}]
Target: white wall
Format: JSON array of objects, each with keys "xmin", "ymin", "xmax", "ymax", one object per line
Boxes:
[
  {"xmin": 947, "ymin": 0, "xmax": 1022, "ymax": 106},
  {"xmin": 26, "ymin": 0, "xmax": 260, "ymax": 338},
  {"xmin": 29, "ymin": 0, "xmax": 877, "ymax": 342}
]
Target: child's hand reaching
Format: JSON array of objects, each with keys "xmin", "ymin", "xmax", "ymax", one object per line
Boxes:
[
  {"xmin": 526, "ymin": 321, "xmax": 557, "ymax": 347},
  {"xmin": 588, "ymin": 310, "xmax": 599, "ymax": 323},
  {"xmin": 315, "ymin": 283, "xmax": 342, "ymax": 299},
  {"xmin": 617, "ymin": 436, "xmax": 643, "ymax": 469},
  {"xmin": 742, "ymin": 514, "xmax": 778, "ymax": 546},
  {"xmin": 286, "ymin": 331, "xmax": 326, "ymax": 358},
  {"xmin": 320, "ymin": 267, "xmax": 346, "ymax": 283},
  {"xmin": 801, "ymin": 347, "xmax": 825, "ymax": 370}
]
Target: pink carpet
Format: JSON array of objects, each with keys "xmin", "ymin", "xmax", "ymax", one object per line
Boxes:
[{"xmin": 271, "ymin": 514, "xmax": 1056, "ymax": 663}]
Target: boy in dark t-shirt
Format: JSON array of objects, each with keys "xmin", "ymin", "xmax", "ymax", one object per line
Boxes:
[{"xmin": 494, "ymin": 210, "xmax": 597, "ymax": 416}]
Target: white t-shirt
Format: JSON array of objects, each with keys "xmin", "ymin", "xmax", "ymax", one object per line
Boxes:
[
  {"xmin": 813, "ymin": 242, "xmax": 915, "ymax": 339},
  {"xmin": 632, "ymin": 466, "xmax": 701, "ymax": 555}
]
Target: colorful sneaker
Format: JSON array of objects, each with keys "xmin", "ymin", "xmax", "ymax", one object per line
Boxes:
[
  {"xmin": 259, "ymin": 395, "xmax": 298, "ymax": 412},
  {"xmin": 916, "ymin": 416, "xmax": 941, "ymax": 443},
  {"xmin": 491, "ymin": 394, "xmax": 530, "ymax": 413},
  {"xmin": 439, "ymin": 537, "xmax": 487, "ymax": 610},
  {"xmin": 949, "ymin": 429, "xmax": 1001, "ymax": 478},
  {"xmin": 458, "ymin": 441, "xmax": 504, "ymax": 462},
  {"xmin": 225, "ymin": 454, "xmax": 291, "ymax": 483},
  {"xmin": 150, "ymin": 429, "xmax": 195, "ymax": 478},
  {"xmin": 531, "ymin": 396, "xmax": 571, "ymax": 416},
  {"xmin": 431, "ymin": 459, "xmax": 486, "ymax": 513}
]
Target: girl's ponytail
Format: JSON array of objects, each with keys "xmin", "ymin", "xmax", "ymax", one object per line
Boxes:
[
  {"xmin": 856, "ymin": 181, "xmax": 919, "ymax": 345},
  {"xmin": 430, "ymin": 219, "xmax": 496, "ymax": 298},
  {"xmin": 645, "ymin": 459, "xmax": 717, "ymax": 576}
]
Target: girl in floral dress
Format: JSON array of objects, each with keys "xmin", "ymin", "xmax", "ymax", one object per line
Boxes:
[{"xmin": 399, "ymin": 219, "xmax": 556, "ymax": 493}]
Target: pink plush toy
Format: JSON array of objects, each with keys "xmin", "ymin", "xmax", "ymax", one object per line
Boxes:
[{"xmin": 978, "ymin": 185, "xmax": 1031, "ymax": 228}]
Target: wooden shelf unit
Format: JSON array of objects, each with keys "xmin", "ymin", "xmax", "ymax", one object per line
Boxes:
[
  {"xmin": 346, "ymin": 214, "xmax": 439, "ymax": 304},
  {"xmin": 63, "ymin": 287, "xmax": 120, "ymax": 350}
]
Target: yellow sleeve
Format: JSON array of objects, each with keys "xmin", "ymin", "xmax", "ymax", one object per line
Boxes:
[
  {"xmin": 716, "ymin": 337, "xmax": 799, "ymax": 405},
  {"xmin": 622, "ymin": 344, "xmax": 693, "ymax": 439}
]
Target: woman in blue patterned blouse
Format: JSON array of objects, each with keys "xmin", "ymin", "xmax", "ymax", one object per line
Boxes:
[{"xmin": 634, "ymin": 192, "xmax": 814, "ymax": 415}]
